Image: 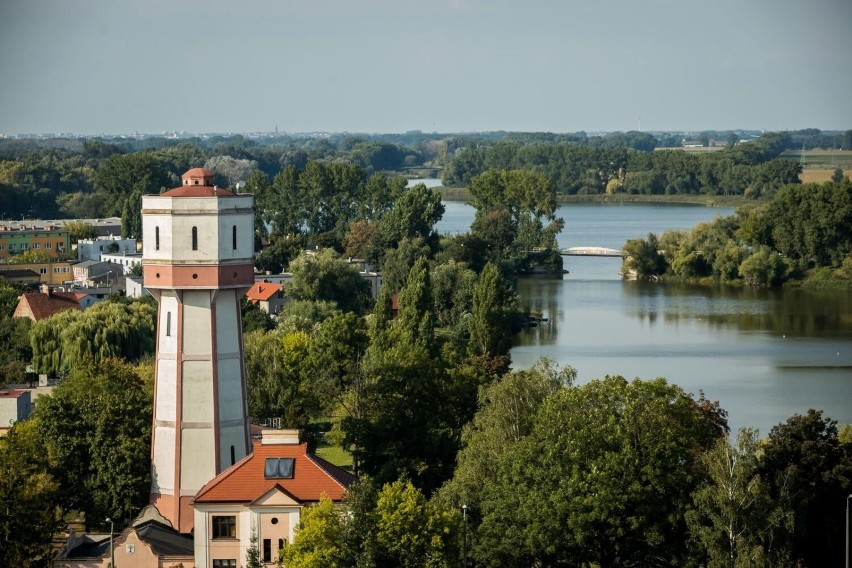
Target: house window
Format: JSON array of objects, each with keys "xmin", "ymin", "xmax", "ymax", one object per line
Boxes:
[
  {"xmin": 192, "ymin": 226, "xmax": 198, "ymax": 251},
  {"xmin": 230, "ymin": 445, "xmax": 235, "ymax": 466},
  {"xmin": 232, "ymin": 225, "xmax": 237, "ymax": 250},
  {"xmin": 263, "ymin": 539, "xmax": 272, "ymax": 562},
  {"xmin": 54, "ymin": 267, "xmax": 61, "ymax": 273},
  {"xmin": 39, "ymin": 268, "xmax": 47, "ymax": 274},
  {"xmin": 155, "ymin": 227, "xmax": 160, "ymax": 251},
  {"xmin": 212, "ymin": 561, "xmax": 237, "ymax": 568},
  {"xmin": 165, "ymin": 312, "xmax": 172, "ymax": 336},
  {"xmin": 212, "ymin": 516, "xmax": 236, "ymax": 539},
  {"xmin": 45, "ymin": 242, "xmax": 51, "ymax": 249},
  {"xmin": 33, "ymin": 243, "xmax": 40, "ymax": 249},
  {"xmin": 264, "ymin": 457, "xmax": 295, "ymax": 479},
  {"xmin": 279, "ymin": 539, "xmax": 285, "ymax": 552},
  {"xmin": 21, "ymin": 243, "xmax": 28, "ymax": 250},
  {"xmin": 9, "ymin": 244, "xmax": 16, "ymax": 252}
]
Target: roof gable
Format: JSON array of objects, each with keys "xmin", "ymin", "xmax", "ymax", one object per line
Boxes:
[
  {"xmin": 246, "ymin": 282, "xmax": 283, "ymax": 302},
  {"xmin": 251, "ymin": 484, "xmax": 301, "ymax": 506},
  {"xmin": 13, "ymin": 291, "xmax": 80, "ymax": 321},
  {"xmin": 193, "ymin": 439, "xmax": 356, "ymax": 505}
]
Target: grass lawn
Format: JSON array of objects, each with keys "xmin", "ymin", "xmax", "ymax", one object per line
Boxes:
[{"xmin": 315, "ymin": 441, "xmax": 353, "ymax": 471}]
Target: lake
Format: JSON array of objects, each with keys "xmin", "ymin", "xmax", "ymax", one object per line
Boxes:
[{"xmin": 437, "ymin": 201, "xmax": 852, "ymax": 435}]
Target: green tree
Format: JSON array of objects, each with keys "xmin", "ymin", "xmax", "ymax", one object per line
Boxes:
[
  {"xmin": 687, "ymin": 428, "xmax": 793, "ymax": 567},
  {"xmin": 95, "ymin": 152, "xmax": 173, "ymax": 219},
  {"xmin": 0, "ymin": 420, "xmax": 63, "ymax": 567},
  {"xmin": 758, "ymin": 409, "xmax": 852, "ymax": 567},
  {"xmin": 346, "ymin": 262, "xmax": 465, "ymax": 493},
  {"xmin": 8, "ymin": 248, "xmax": 52, "ymax": 264},
  {"xmin": 34, "ymin": 358, "xmax": 152, "ymax": 529},
  {"xmin": 64, "ymin": 220, "xmax": 99, "ymax": 243},
  {"xmin": 282, "ymin": 494, "xmax": 347, "ymax": 568},
  {"xmin": 287, "ymin": 249, "xmax": 372, "ymax": 315},
  {"xmin": 474, "ymin": 376, "xmax": 727, "ymax": 567},
  {"xmin": 436, "ymin": 359, "xmax": 575, "ymax": 512},
  {"xmin": 374, "ymin": 480, "xmax": 460, "ymax": 568},
  {"xmin": 431, "ymin": 260, "xmax": 477, "ymax": 333},
  {"xmin": 246, "ymin": 526, "xmax": 262, "ymax": 568},
  {"xmin": 377, "ymin": 182, "xmax": 444, "ymax": 251},
  {"xmin": 256, "ymin": 233, "xmax": 307, "ymax": 275},
  {"xmin": 622, "ymin": 232, "xmax": 666, "ymax": 280},
  {"xmin": 244, "ymin": 329, "xmax": 317, "ymax": 430},
  {"xmin": 467, "ymin": 262, "xmax": 512, "ymax": 362},
  {"xmin": 306, "ymin": 311, "xmax": 368, "ymax": 418},
  {"xmin": 738, "ymin": 245, "xmax": 788, "ymax": 287},
  {"xmin": 30, "ymin": 298, "xmax": 156, "ymax": 377}
]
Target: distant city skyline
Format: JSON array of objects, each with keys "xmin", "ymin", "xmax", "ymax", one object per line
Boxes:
[{"xmin": 1, "ymin": 0, "xmax": 851, "ymax": 136}]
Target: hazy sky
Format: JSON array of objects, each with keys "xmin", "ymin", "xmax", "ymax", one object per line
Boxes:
[{"xmin": 1, "ymin": 0, "xmax": 850, "ymax": 135}]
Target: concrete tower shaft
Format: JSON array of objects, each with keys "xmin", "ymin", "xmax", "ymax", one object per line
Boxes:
[{"xmin": 142, "ymin": 169, "xmax": 254, "ymax": 533}]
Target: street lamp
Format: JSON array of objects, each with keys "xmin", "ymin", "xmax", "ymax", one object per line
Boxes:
[
  {"xmin": 462, "ymin": 504, "xmax": 468, "ymax": 568},
  {"xmin": 105, "ymin": 517, "xmax": 114, "ymax": 568},
  {"xmin": 847, "ymin": 494, "xmax": 851, "ymax": 568}
]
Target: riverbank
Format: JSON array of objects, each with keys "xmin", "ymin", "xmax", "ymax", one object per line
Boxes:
[{"xmin": 437, "ymin": 186, "xmax": 748, "ymax": 208}]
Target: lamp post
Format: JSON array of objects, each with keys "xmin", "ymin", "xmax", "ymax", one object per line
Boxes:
[
  {"xmin": 847, "ymin": 494, "xmax": 851, "ymax": 568},
  {"xmin": 105, "ymin": 517, "xmax": 114, "ymax": 568},
  {"xmin": 462, "ymin": 504, "xmax": 468, "ymax": 568}
]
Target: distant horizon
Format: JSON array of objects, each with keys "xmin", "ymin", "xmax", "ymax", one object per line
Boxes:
[{"xmin": 2, "ymin": 126, "xmax": 849, "ymax": 139}]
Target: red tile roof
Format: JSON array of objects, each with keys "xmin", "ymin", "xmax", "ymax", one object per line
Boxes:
[
  {"xmin": 160, "ymin": 186, "xmax": 236, "ymax": 197},
  {"xmin": 0, "ymin": 390, "xmax": 28, "ymax": 399},
  {"xmin": 193, "ymin": 440, "xmax": 356, "ymax": 504},
  {"xmin": 14, "ymin": 291, "xmax": 81, "ymax": 321},
  {"xmin": 245, "ymin": 282, "xmax": 283, "ymax": 302},
  {"xmin": 182, "ymin": 168, "xmax": 214, "ymax": 179}
]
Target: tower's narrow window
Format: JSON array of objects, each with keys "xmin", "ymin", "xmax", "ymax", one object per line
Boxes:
[
  {"xmin": 155, "ymin": 227, "xmax": 160, "ymax": 251},
  {"xmin": 232, "ymin": 225, "xmax": 237, "ymax": 250},
  {"xmin": 166, "ymin": 312, "xmax": 172, "ymax": 336},
  {"xmin": 230, "ymin": 445, "xmax": 236, "ymax": 466},
  {"xmin": 191, "ymin": 226, "xmax": 198, "ymax": 251}
]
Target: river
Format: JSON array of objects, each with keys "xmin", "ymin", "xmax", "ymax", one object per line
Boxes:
[{"xmin": 436, "ymin": 200, "xmax": 852, "ymax": 435}]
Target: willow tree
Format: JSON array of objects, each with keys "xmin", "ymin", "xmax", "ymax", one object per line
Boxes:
[{"xmin": 30, "ymin": 299, "xmax": 156, "ymax": 377}]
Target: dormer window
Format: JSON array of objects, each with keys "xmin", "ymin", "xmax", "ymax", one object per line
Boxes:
[
  {"xmin": 192, "ymin": 226, "xmax": 198, "ymax": 251},
  {"xmin": 264, "ymin": 457, "xmax": 294, "ymax": 479}
]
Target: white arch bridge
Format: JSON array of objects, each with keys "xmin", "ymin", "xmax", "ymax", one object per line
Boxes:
[{"xmin": 560, "ymin": 246, "xmax": 625, "ymax": 257}]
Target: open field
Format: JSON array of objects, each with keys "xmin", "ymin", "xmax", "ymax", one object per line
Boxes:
[
  {"xmin": 800, "ymin": 168, "xmax": 852, "ymax": 184},
  {"xmin": 781, "ymin": 148, "xmax": 852, "ymax": 166}
]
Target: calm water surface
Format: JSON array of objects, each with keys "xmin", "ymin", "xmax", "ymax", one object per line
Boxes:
[{"xmin": 437, "ymin": 201, "xmax": 852, "ymax": 435}]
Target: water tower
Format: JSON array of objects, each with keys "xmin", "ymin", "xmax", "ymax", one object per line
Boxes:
[{"xmin": 142, "ymin": 168, "xmax": 254, "ymax": 533}]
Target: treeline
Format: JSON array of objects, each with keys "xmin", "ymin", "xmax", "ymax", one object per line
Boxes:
[
  {"xmin": 443, "ymin": 132, "xmax": 803, "ymax": 198},
  {"xmin": 622, "ymin": 175, "xmax": 852, "ymax": 285},
  {"xmin": 5, "ymin": 127, "xmax": 850, "ymax": 221}
]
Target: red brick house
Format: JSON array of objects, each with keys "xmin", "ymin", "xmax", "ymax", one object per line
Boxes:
[{"xmin": 13, "ymin": 285, "xmax": 81, "ymax": 321}]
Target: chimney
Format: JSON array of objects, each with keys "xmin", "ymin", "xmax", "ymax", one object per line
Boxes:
[{"xmin": 261, "ymin": 429, "xmax": 299, "ymax": 445}]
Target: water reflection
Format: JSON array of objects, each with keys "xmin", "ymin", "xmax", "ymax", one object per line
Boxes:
[{"xmin": 621, "ymin": 283, "xmax": 852, "ymax": 338}]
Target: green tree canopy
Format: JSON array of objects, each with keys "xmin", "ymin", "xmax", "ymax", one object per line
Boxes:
[
  {"xmin": 0, "ymin": 420, "xmax": 63, "ymax": 567},
  {"xmin": 473, "ymin": 376, "xmax": 727, "ymax": 567},
  {"xmin": 286, "ymin": 249, "xmax": 372, "ymax": 315},
  {"xmin": 30, "ymin": 298, "xmax": 156, "ymax": 377},
  {"xmin": 34, "ymin": 358, "xmax": 152, "ymax": 530}
]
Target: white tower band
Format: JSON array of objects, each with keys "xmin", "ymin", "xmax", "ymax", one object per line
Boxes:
[{"xmin": 142, "ymin": 168, "xmax": 254, "ymax": 533}]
